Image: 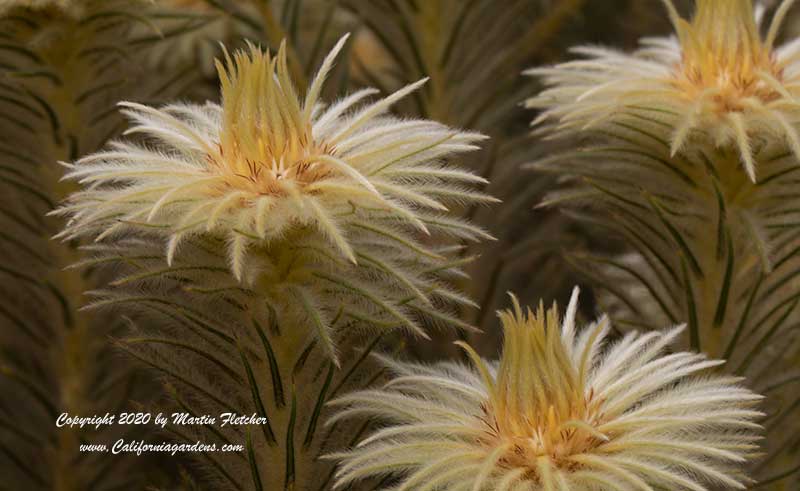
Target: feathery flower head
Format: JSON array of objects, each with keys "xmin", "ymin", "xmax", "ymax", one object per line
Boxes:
[
  {"xmin": 528, "ymin": 0, "xmax": 800, "ymax": 181},
  {"xmin": 331, "ymin": 288, "xmax": 764, "ymax": 490},
  {"xmin": 56, "ymin": 35, "xmax": 492, "ymax": 280}
]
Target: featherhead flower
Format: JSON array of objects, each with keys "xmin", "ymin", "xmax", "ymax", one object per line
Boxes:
[
  {"xmin": 527, "ymin": 0, "xmax": 800, "ymax": 181},
  {"xmin": 56, "ymin": 35, "xmax": 492, "ymax": 280},
  {"xmin": 331, "ymin": 288, "xmax": 764, "ymax": 490}
]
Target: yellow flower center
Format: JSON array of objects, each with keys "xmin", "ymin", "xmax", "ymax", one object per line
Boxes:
[
  {"xmin": 209, "ymin": 45, "xmax": 334, "ymax": 196},
  {"xmin": 672, "ymin": 0, "xmax": 783, "ymax": 111},
  {"xmin": 467, "ymin": 300, "xmax": 609, "ymax": 480}
]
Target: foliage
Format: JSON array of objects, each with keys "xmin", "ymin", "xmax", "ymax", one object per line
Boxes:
[
  {"xmin": 2, "ymin": 0, "xmax": 797, "ymax": 490},
  {"xmin": 527, "ymin": 0, "xmax": 800, "ymax": 487},
  {"xmin": 0, "ymin": 0, "xmax": 191, "ymax": 488}
]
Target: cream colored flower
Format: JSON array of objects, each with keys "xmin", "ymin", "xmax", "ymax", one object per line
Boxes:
[
  {"xmin": 527, "ymin": 0, "xmax": 800, "ymax": 181},
  {"xmin": 56, "ymin": 35, "xmax": 493, "ymax": 363},
  {"xmin": 56, "ymin": 35, "xmax": 493, "ymax": 280},
  {"xmin": 331, "ymin": 288, "xmax": 764, "ymax": 490}
]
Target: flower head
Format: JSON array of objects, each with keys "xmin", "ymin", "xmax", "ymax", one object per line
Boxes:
[
  {"xmin": 527, "ymin": 0, "xmax": 800, "ymax": 181},
  {"xmin": 56, "ymin": 35, "xmax": 492, "ymax": 279},
  {"xmin": 331, "ymin": 288, "xmax": 764, "ymax": 490}
]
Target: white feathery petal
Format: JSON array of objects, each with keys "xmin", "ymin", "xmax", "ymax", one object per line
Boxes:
[
  {"xmin": 328, "ymin": 78, "xmax": 429, "ymax": 145},
  {"xmin": 313, "ymin": 88, "xmax": 381, "ymax": 136},
  {"xmin": 303, "ymin": 33, "xmax": 350, "ymax": 122}
]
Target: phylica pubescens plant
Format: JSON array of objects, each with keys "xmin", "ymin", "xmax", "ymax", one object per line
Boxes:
[
  {"xmin": 56, "ymin": 34, "xmax": 493, "ymax": 489},
  {"xmin": 526, "ymin": 0, "xmax": 800, "ymax": 484},
  {"xmin": 331, "ymin": 288, "xmax": 763, "ymax": 490}
]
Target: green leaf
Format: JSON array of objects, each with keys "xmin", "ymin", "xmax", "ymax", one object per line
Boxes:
[
  {"xmin": 253, "ymin": 319, "xmax": 286, "ymax": 408},
  {"xmin": 0, "ymin": 441, "xmax": 48, "ymax": 487},
  {"xmin": 118, "ymin": 344, "xmax": 239, "ymax": 414},
  {"xmin": 739, "ymin": 209, "xmax": 774, "ymax": 274},
  {"xmin": 127, "ymin": 337, "xmax": 243, "ymax": 385},
  {"xmin": 0, "ymin": 365, "xmax": 57, "ymax": 419},
  {"xmin": 164, "ymin": 424, "xmax": 244, "ymax": 491},
  {"xmin": 0, "ymin": 42, "xmax": 42, "ymax": 64},
  {"xmin": 168, "ymin": 385, "xmax": 240, "ymax": 448},
  {"xmin": 237, "ymin": 343, "xmax": 277, "ymax": 445},
  {"xmin": 89, "ymin": 295, "xmax": 236, "ymax": 346},
  {"xmin": 246, "ymin": 430, "xmax": 264, "ymax": 491},
  {"xmin": 723, "ymin": 275, "xmax": 762, "ymax": 360},
  {"xmin": 350, "ymin": 221, "xmax": 443, "ymax": 260},
  {"xmin": 680, "ymin": 259, "xmax": 700, "ymax": 351},
  {"xmin": 313, "ymin": 270, "xmax": 425, "ymax": 337},
  {"xmin": 648, "ymin": 195, "xmax": 703, "ymax": 278},
  {"xmin": 290, "ymin": 285, "xmax": 338, "ymax": 366},
  {"xmin": 713, "ymin": 233, "xmax": 734, "ymax": 328},
  {"xmin": 303, "ymin": 363, "xmax": 334, "ymax": 448},
  {"xmin": 330, "ymin": 334, "xmax": 383, "ymax": 398},
  {"xmin": 284, "ymin": 389, "xmax": 297, "ymax": 490},
  {"xmin": 580, "ymin": 253, "xmax": 677, "ymax": 324},
  {"xmin": 738, "ymin": 298, "xmax": 798, "ymax": 374}
]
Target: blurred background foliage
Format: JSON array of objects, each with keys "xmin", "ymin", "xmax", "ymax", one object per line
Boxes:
[
  {"xmin": 0, "ymin": 1, "xmax": 196, "ymax": 488},
  {"xmin": 11, "ymin": 0, "xmax": 800, "ymax": 490}
]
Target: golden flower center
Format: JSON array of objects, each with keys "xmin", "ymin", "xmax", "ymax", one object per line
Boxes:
[
  {"xmin": 209, "ymin": 43, "xmax": 338, "ymax": 197},
  {"xmin": 673, "ymin": 0, "xmax": 784, "ymax": 112},
  {"xmin": 210, "ymin": 132, "xmax": 335, "ymax": 196},
  {"xmin": 483, "ymin": 388, "xmax": 608, "ymax": 478},
  {"xmin": 466, "ymin": 300, "xmax": 613, "ymax": 482}
]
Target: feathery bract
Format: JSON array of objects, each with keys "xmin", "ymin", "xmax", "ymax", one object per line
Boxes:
[
  {"xmin": 331, "ymin": 288, "xmax": 764, "ymax": 490},
  {"xmin": 56, "ymin": 35, "xmax": 493, "ymax": 362},
  {"xmin": 527, "ymin": 0, "xmax": 800, "ymax": 182},
  {"xmin": 57, "ymin": 35, "xmax": 492, "ymax": 280}
]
